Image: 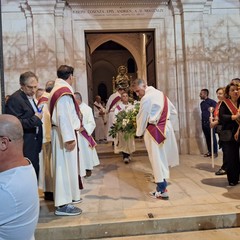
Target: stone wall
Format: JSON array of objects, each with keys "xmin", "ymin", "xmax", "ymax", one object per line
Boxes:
[{"xmin": 1, "ymin": 0, "xmax": 240, "ymax": 154}]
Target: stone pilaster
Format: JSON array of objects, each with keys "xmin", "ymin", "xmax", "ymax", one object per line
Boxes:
[
  {"xmin": 169, "ymin": 0, "xmax": 210, "ymax": 154},
  {"xmin": 26, "ymin": 0, "xmax": 57, "ymax": 85},
  {"xmin": 54, "ymin": 1, "xmax": 66, "ymax": 67},
  {"xmin": 20, "ymin": 1, "xmax": 35, "ymax": 72},
  {"xmin": 169, "ymin": 0, "xmax": 188, "ymax": 154}
]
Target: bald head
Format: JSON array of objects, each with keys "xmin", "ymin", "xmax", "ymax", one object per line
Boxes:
[
  {"xmin": 74, "ymin": 92, "xmax": 82, "ymax": 105},
  {"xmin": 95, "ymin": 95, "xmax": 101, "ymax": 103},
  {"xmin": 0, "ymin": 115, "xmax": 27, "ymax": 172},
  {"xmin": 45, "ymin": 80, "xmax": 55, "ymax": 93},
  {"xmin": 0, "ymin": 114, "xmax": 23, "ymax": 142}
]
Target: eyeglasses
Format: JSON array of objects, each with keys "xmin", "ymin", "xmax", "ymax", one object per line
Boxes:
[
  {"xmin": 25, "ymin": 85, "xmax": 38, "ymax": 90},
  {"xmin": 0, "ymin": 136, "xmax": 12, "ymax": 142}
]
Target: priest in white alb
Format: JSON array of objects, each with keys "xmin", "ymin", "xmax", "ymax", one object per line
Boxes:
[
  {"xmin": 37, "ymin": 80, "xmax": 55, "ymax": 201},
  {"xmin": 114, "ymin": 92, "xmax": 136, "ymax": 164},
  {"xmin": 93, "ymin": 95, "xmax": 107, "ymax": 143},
  {"xmin": 105, "ymin": 85, "xmax": 125, "ymax": 142},
  {"xmin": 74, "ymin": 92, "xmax": 100, "ymax": 177},
  {"xmin": 48, "ymin": 65, "xmax": 83, "ymax": 216},
  {"xmin": 133, "ymin": 79, "xmax": 179, "ymax": 200}
]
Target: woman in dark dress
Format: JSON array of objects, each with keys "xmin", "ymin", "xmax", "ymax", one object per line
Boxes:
[{"xmin": 219, "ymin": 83, "xmax": 240, "ymax": 186}]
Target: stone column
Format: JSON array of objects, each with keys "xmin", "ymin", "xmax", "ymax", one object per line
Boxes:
[
  {"xmin": 140, "ymin": 33, "xmax": 147, "ymax": 80},
  {"xmin": 20, "ymin": 2, "xmax": 35, "ymax": 72},
  {"xmin": 27, "ymin": 0, "xmax": 57, "ymax": 85},
  {"xmin": 168, "ymin": 0, "xmax": 187, "ymax": 153},
  {"xmin": 176, "ymin": 0, "xmax": 209, "ymax": 154},
  {"xmin": 54, "ymin": 1, "xmax": 66, "ymax": 67}
]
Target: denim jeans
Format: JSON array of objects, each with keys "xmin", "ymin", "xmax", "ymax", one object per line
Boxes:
[{"xmin": 156, "ymin": 179, "xmax": 167, "ymax": 193}]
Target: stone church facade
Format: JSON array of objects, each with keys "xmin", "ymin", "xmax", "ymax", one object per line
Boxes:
[{"xmin": 1, "ymin": 0, "xmax": 240, "ymax": 154}]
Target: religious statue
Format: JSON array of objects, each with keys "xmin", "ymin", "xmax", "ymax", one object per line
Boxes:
[
  {"xmin": 112, "ymin": 65, "xmax": 130, "ymax": 92},
  {"xmin": 112, "ymin": 65, "xmax": 134, "ymax": 101}
]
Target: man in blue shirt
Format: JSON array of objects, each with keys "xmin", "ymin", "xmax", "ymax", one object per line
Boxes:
[{"xmin": 200, "ymin": 89, "xmax": 218, "ymax": 157}]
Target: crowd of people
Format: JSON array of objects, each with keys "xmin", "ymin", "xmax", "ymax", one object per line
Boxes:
[
  {"xmin": 2, "ymin": 64, "xmax": 240, "ymax": 238},
  {"xmin": 201, "ymin": 78, "xmax": 240, "ymax": 186}
]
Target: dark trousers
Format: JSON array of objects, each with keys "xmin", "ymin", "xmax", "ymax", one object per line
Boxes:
[
  {"xmin": 156, "ymin": 179, "xmax": 167, "ymax": 193},
  {"xmin": 202, "ymin": 121, "xmax": 218, "ymax": 154},
  {"xmin": 23, "ymin": 133, "xmax": 41, "ymax": 179},
  {"xmin": 222, "ymin": 141, "xmax": 240, "ymax": 184},
  {"xmin": 221, "ymin": 143, "xmax": 228, "ymax": 171}
]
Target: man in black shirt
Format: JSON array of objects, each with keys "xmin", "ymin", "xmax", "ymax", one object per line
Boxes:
[{"xmin": 200, "ymin": 89, "xmax": 218, "ymax": 157}]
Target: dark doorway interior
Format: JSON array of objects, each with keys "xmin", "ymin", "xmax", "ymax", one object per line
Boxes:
[
  {"xmin": 85, "ymin": 31, "xmax": 156, "ymax": 104},
  {"xmin": 98, "ymin": 83, "xmax": 108, "ymax": 103}
]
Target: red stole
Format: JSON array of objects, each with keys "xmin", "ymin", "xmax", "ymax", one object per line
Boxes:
[
  {"xmin": 146, "ymin": 95, "xmax": 168, "ymax": 145},
  {"xmin": 37, "ymin": 96, "xmax": 48, "ymax": 106},
  {"xmin": 213, "ymin": 101, "xmax": 221, "ymax": 118},
  {"xmin": 223, "ymin": 99, "xmax": 240, "ymax": 125},
  {"xmin": 49, "ymin": 87, "xmax": 83, "ymax": 189},
  {"xmin": 108, "ymin": 96, "xmax": 121, "ymax": 112},
  {"xmin": 49, "ymin": 87, "xmax": 97, "ymax": 148}
]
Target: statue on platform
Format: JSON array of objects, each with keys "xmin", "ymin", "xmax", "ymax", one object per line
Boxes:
[
  {"xmin": 112, "ymin": 65, "xmax": 134, "ymax": 102},
  {"xmin": 113, "ymin": 65, "xmax": 130, "ymax": 92}
]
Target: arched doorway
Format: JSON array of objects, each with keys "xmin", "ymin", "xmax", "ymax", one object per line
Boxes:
[{"xmin": 91, "ymin": 39, "xmax": 138, "ymax": 101}]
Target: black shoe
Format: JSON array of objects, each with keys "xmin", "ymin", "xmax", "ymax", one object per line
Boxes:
[
  {"xmin": 214, "ymin": 153, "xmax": 218, "ymax": 158},
  {"xmin": 204, "ymin": 152, "xmax": 211, "ymax": 157},
  {"xmin": 86, "ymin": 169, "xmax": 92, "ymax": 177},
  {"xmin": 215, "ymin": 169, "xmax": 226, "ymax": 175},
  {"xmin": 44, "ymin": 192, "xmax": 54, "ymax": 201},
  {"xmin": 229, "ymin": 182, "xmax": 238, "ymax": 186}
]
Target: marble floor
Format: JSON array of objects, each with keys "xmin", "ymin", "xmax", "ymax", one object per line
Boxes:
[{"xmin": 36, "ymin": 139, "xmax": 240, "ymax": 239}]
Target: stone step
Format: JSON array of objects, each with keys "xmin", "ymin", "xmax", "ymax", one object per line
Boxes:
[
  {"xmin": 36, "ymin": 150, "xmax": 240, "ymax": 240},
  {"xmin": 90, "ymin": 227, "xmax": 240, "ymax": 240},
  {"xmin": 36, "ymin": 212, "xmax": 240, "ymax": 240}
]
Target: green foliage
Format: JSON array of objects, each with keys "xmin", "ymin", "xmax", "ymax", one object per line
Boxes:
[{"xmin": 109, "ymin": 102, "xmax": 140, "ymax": 141}]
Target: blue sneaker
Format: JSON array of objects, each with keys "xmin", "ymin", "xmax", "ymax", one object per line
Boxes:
[{"xmin": 55, "ymin": 204, "xmax": 82, "ymax": 216}]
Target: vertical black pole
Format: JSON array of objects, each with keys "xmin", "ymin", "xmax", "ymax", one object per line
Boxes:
[{"xmin": 0, "ymin": 0, "xmax": 5, "ymax": 113}]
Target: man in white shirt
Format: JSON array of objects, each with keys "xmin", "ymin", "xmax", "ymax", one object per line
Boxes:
[{"xmin": 0, "ymin": 114, "xmax": 39, "ymax": 240}]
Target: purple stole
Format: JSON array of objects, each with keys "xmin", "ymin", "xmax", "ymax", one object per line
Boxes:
[
  {"xmin": 116, "ymin": 105, "xmax": 122, "ymax": 111},
  {"xmin": 49, "ymin": 87, "xmax": 97, "ymax": 148},
  {"xmin": 94, "ymin": 103, "xmax": 102, "ymax": 111},
  {"xmin": 146, "ymin": 95, "xmax": 168, "ymax": 144},
  {"xmin": 37, "ymin": 96, "xmax": 48, "ymax": 106},
  {"xmin": 108, "ymin": 96, "xmax": 121, "ymax": 112}
]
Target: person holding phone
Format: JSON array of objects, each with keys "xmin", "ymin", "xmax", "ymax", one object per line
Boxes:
[{"xmin": 5, "ymin": 71, "xmax": 43, "ymax": 178}]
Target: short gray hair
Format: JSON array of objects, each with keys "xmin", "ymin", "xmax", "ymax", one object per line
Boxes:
[
  {"xmin": 132, "ymin": 78, "xmax": 147, "ymax": 88},
  {"xmin": 19, "ymin": 71, "xmax": 38, "ymax": 86},
  {"xmin": 74, "ymin": 92, "xmax": 82, "ymax": 101}
]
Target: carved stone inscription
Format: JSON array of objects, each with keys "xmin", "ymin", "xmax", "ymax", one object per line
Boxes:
[{"xmin": 72, "ymin": 7, "xmax": 165, "ymax": 19}]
